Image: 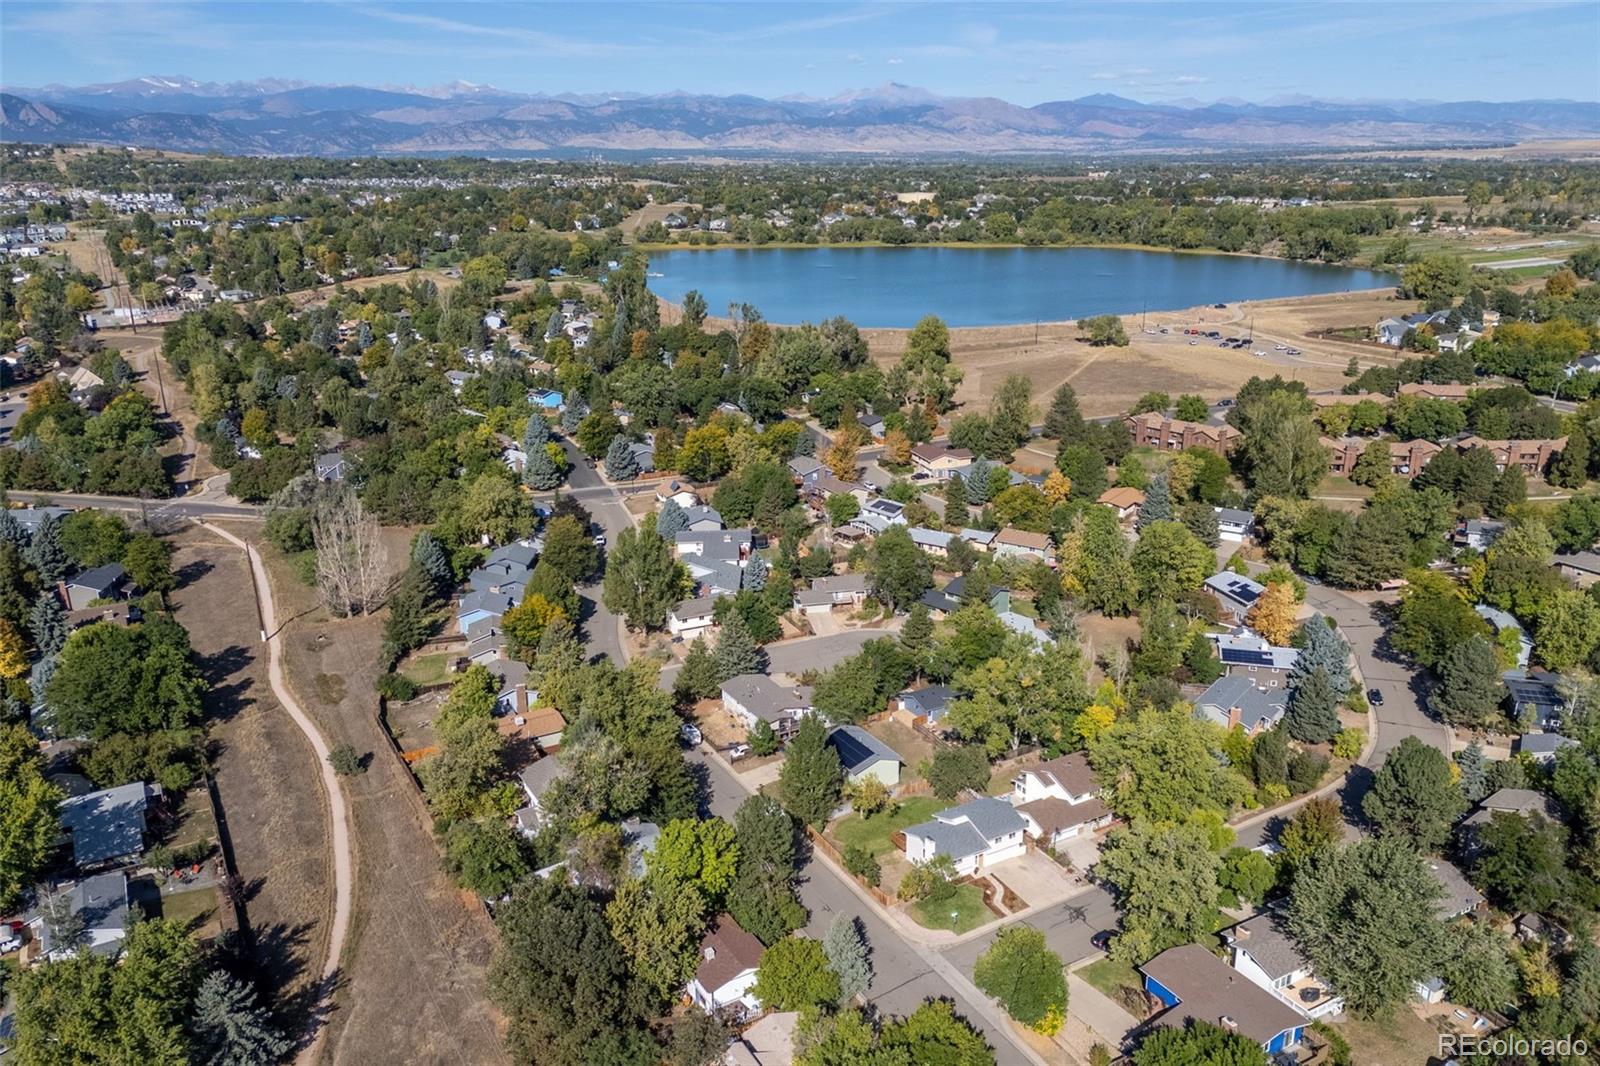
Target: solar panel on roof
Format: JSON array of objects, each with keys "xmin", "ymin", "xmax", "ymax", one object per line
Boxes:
[{"xmin": 1223, "ymin": 649, "xmax": 1276, "ymax": 666}]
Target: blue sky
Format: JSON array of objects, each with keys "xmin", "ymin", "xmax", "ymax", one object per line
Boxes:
[{"xmin": 3, "ymin": 1, "xmax": 1596, "ymax": 104}]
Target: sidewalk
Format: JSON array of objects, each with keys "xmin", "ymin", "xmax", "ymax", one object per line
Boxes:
[{"xmin": 1067, "ymin": 973, "xmax": 1141, "ymax": 1050}]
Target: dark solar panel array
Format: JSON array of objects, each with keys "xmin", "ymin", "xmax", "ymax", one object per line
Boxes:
[{"xmin": 1222, "ymin": 648, "xmax": 1276, "ymax": 666}]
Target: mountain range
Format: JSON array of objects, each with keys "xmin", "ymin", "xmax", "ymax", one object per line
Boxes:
[{"xmin": 2, "ymin": 76, "xmax": 1596, "ymax": 157}]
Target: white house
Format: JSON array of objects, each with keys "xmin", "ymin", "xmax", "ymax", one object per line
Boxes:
[
  {"xmin": 686, "ymin": 915, "xmax": 766, "ymax": 1015},
  {"xmin": 656, "ymin": 481, "xmax": 700, "ymax": 509},
  {"xmin": 1215, "ymin": 507, "xmax": 1255, "ymax": 543},
  {"xmin": 669, "ymin": 596, "xmax": 721, "ymax": 639},
  {"xmin": 850, "ymin": 497, "xmax": 907, "ymax": 535},
  {"xmin": 515, "ymin": 758, "xmax": 563, "ymax": 834},
  {"xmin": 721, "ymin": 674, "xmax": 815, "ymax": 740},
  {"xmin": 27, "ymin": 873, "xmax": 130, "ymax": 961},
  {"xmin": 793, "ymin": 573, "xmax": 870, "ymax": 615},
  {"xmin": 991, "ymin": 527, "xmax": 1054, "ymax": 564},
  {"xmin": 902, "ymin": 796, "xmax": 1027, "ymax": 876},
  {"xmin": 1222, "ymin": 909, "xmax": 1344, "ymax": 1020},
  {"xmin": 1010, "ymin": 752, "xmax": 1112, "ymax": 847},
  {"xmin": 826, "ymin": 725, "xmax": 902, "ymax": 787}
]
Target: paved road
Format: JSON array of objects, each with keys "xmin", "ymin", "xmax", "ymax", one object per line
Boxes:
[
  {"xmin": 657, "ymin": 628, "xmax": 890, "ymax": 691},
  {"xmin": 7, "ymin": 488, "xmax": 264, "ymax": 521},
  {"xmin": 686, "ymin": 747, "xmax": 1041, "ymax": 1065},
  {"xmin": 941, "ymin": 885, "xmax": 1119, "ymax": 979},
  {"xmin": 546, "ymin": 440, "xmax": 634, "ymax": 665}
]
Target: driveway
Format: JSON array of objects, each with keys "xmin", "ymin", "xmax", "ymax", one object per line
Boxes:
[
  {"xmin": 987, "ymin": 851, "xmax": 1082, "ymax": 913},
  {"xmin": 941, "ymin": 884, "xmax": 1119, "ymax": 976}
]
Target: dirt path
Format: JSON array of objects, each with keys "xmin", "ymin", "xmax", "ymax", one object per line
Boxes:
[
  {"xmin": 170, "ymin": 528, "xmax": 333, "ymax": 1035},
  {"xmin": 255, "ymin": 537, "xmax": 508, "ymax": 1065},
  {"xmin": 199, "ymin": 522, "xmax": 354, "ymax": 1066}
]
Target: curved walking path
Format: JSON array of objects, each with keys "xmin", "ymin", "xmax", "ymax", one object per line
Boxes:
[{"xmin": 200, "ymin": 521, "xmax": 352, "ymax": 1065}]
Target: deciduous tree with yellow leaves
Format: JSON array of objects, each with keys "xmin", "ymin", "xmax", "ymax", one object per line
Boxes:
[
  {"xmin": 0, "ymin": 619, "xmax": 26, "ymax": 679},
  {"xmin": 1043, "ymin": 468, "xmax": 1072, "ymax": 505},
  {"xmin": 1247, "ymin": 581, "xmax": 1299, "ymax": 646}
]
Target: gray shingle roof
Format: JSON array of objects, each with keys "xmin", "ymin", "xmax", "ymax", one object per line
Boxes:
[
  {"xmin": 1194, "ymin": 676, "xmax": 1288, "ymax": 732},
  {"xmin": 906, "ymin": 817, "xmax": 991, "ymax": 860},
  {"xmin": 937, "ymin": 795, "xmax": 1026, "ymax": 841},
  {"xmin": 58, "ymin": 782, "xmax": 152, "ymax": 867},
  {"xmin": 1141, "ymin": 944, "xmax": 1306, "ymax": 1046},
  {"xmin": 721, "ymin": 674, "xmax": 814, "ymax": 723},
  {"xmin": 1225, "ymin": 909, "xmax": 1310, "ymax": 982},
  {"xmin": 69, "ymin": 563, "xmax": 127, "ymax": 595}
]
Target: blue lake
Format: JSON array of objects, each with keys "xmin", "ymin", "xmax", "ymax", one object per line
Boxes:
[{"xmin": 646, "ymin": 246, "xmax": 1395, "ymax": 328}]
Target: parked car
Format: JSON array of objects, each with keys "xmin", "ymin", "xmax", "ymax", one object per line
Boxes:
[
  {"xmin": 1213, "ymin": 302, "xmax": 1228, "ymax": 309},
  {"xmin": 1090, "ymin": 931, "xmax": 1113, "ymax": 951},
  {"xmin": 1368, "ymin": 688, "xmax": 1385, "ymax": 706},
  {"xmin": 1285, "ymin": 347, "xmax": 1302, "ymax": 356},
  {"xmin": 728, "ymin": 742, "xmax": 751, "ymax": 759},
  {"xmin": 680, "ymin": 723, "xmax": 702, "ymax": 746},
  {"xmin": 592, "ymin": 533, "xmax": 607, "ymax": 546},
  {"xmin": 1274, "ymin": 343, "xmax": 1288, "ymax": 351}
]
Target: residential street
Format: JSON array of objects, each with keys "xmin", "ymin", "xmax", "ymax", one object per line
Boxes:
[
  {"xmin": 658, "ymin": 628, "xmax": 890, "ymax": 691},
  {"xmin": 685, "ymin": 747, "xmax": 1043, "ymax": 1066},
  {"xmin": 7, "ymin": 487, "xmax": 265, "ymax": 521},
  {"xmin": 548, "ymin": 439, "xmax": 634, "ymax": 665}
]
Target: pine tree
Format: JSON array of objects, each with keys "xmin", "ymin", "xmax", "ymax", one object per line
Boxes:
[
  {"xmin": 1286, "ymin": 666, "xmax": 1341, "ymax": 744},
  {"xmin": 25, "ymin": 512, "xmax": 68, "ymax": 584},
  {"xmin": 823, "ymin": 914, "xmax": 872, "ymax": 1004},
  {"xmin": 522, "ymin": 443, "xmax": 563, "ymax": 490},
  {"xmin": 657, "ymin": 498, "xmax": 689, "ymax": 539},
  {"xmin": 605, "ymin": 435, "xmax": 640, "ymax": 481},
  {"xmin": 411, "ymin": 531, "xmax": 450, "ymax": 591},
  {"xmin": 192, "ymin": 970, "xmax": 294, "ymax": 1066},
  {"xmin": 675, "ymin": 636, "xmax": 719, "ymax": 701},
  {"xmin": 1289, "ymin": 616, "xmax": 1351, "ymax": 700},
  {"xmin": 794, "ymin": 431, "xmax": 815, "ymax": 457},
  {"xmin": 1455, "ymin": 742, "xmax": 1488, "ymax": 803},
  {"xmin": 966, "ymin": 458, "xmax": 995, "ymax": 504},
  {"xmin": 1551, "ymin": 431, "xmax": 1591, "ymax": 490},
  {"xmin": 1433, "ymin": 635, "xmax": 1505, "ymax": 729},
  {"xmin": 1043, "ymin": 383, "xmax": 1087, "ymax": 441},
  {"xmin": 1138, "ymin": 472, "xmax": 1172, "ymax": 526},
  {"xmin": 522, "ymin": 411, "xmax": 551, "ymax": 452},
  {"xmin": 561, "ymin": 402, "xmax": 584, "ymax": 435},
  {"xmin": 1486, "ymin": 466, "xmax": 1527, "ymax": 519},
  {"xmin": 28, "ymin": 592, "xmax": 68, "ymax": 660},
  {"xmin": 0, "ymin": 511, "xmax": 22, "ymax": 548},
  {"xmin": 942, "ymin": 474, "xmax": 969, "ymax": 527},
  {"xmin": 712, "ymin": 613, "xmax": 763, "ymax": 682},
  {"xmin": 777, "ymin": 715, "xmax": 842, "ymax": 827},
  {"xmin": 900, "ymin": 603, "xmax": 934, "ymax": 662},
  {"xmin": 743, "ymin": 554, "xmax": 769, "ymax": 592}
]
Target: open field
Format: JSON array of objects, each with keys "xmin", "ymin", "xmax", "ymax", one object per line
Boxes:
[
  {"xmin": 619, "ymin": 200, "xmax": 696, "ymax": 235},
  {"xmin": 261, "ymin": 533, "xmax": 508, "ymax": 1066},
  {"xmin": 170, "ymin": 526, "xmax": 333, "ymax": 1035}
]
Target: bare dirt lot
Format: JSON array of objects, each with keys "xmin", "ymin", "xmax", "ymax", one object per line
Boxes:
[
  {"xmin": 170, "ymin": 526, "xmax": 333, "ymax": 1033},
  {"xmin": 259, "ymin": 539, "xmax": 509, "ymax": 1066}
]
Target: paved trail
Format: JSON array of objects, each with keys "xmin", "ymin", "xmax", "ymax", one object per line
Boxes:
[{"xmin": 201, "ymin": 521, "xmax": 353, "ymax": 1066}]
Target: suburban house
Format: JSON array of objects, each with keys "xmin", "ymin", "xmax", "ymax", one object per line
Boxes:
[
  {"xmin": 851, "ymin": 497, "xmax": 907, "ymax": 535},
  {"xmin": 656, "ymin": 481, "xmax": 700, "ymax": 509},
  {"xmin": 896, "ymin": 685, "xmax": 960, "ymax": 729},
  {"xmin": 1139, "ymin": 944, "xmax": 1309, "ymax": 1056},
  {"xmin": 58, "ymin": 782, "xmax": 158, "ymax": 870},
  {"xmin": 62, "ymin": 564, "xmax": 128, "ymax": 611},
  {"xmin": 1209, "ymin": 628, "xmax": 1299, "ymax": 683},
  {"xmin": 1564, "ymin": 353, "xmax": 1600, "ymax": 378},
  {"xmin": 490, "ymin": 659, "xmax": 536, "ymax": 717},
  {"xmin": 812, "ymin": 473, "xmax": 868, "ymax": 502},
  {"xmin": 908, "ymin": 526, "xmax": 954, "ymax": 556},
  {"xmin": 1456, "ymin": 518, "xmax": 1506, "ymax": 552},
  {"xmin": 680, "ymin": 505, "xmax": 725, "ymax": 532},
  {"xmin": 991, "ymin": 527, "xmax": 1054, "ymax": 565},
  {"xmin": 668, "ymin": 596, "xmax": 721, "ymax": 639},
  {"xmin": 858, "ymin": 408, "xmax": 886, "ymax": 439},
  {"xmin": 27, "ymin": 872, "xmax": 131, "ymax": 961},
  {"xmin": 456, "ymin": 542, "xmax": 536, "ymax": 634},
  {"xmin": 1096, "ymin": 487, "xmax": 1146, "ymax": 523},
  {"xmin": 1194, "ymin": 676, "xmax": 1289, "ymax": 735},
  {"xmin": 1203, "ymin": 572, "xmax": 1265, "ymax": 623},
  {"xmin": 1222, "ymin": 910, "xmax": 1344, "ymax": 1020},
  {"xmin": 1322, "ymin": 437, "xmax": 1441, "ymax": 479},
  {"xmin": 457, "ymin": 588, "xmax": 522, "ymax": 635},
  {"xmin": 505, "ymin": 706, "xmax": 566, "ymax": 754},
  {"xmin": 1377, "ymin": 311, "xmax": 1451, "ymax": 346},
  {"xmin": 1463, "ymin": 787, "xmax": 1563, "ymax": 830},
  {"xmin": 444, "ymin": 369, "xmax": 476, "ymax": 395},
  {"xmin": 721, "ymin": 674, "xmax": 815, "ymax": 741},
  {"xmin": 1428, "ymin": 858, "xmax": 1487, "ymax": 918},
  {"xmin": 1517, "ymin": 733, "xmax": 1579, "ymax": 763},
  {"xmin": 902, "ymin": 796, "xmax": 1028, "ymax": 876},
  {"xmin": 314, "ymin": 452, "xmax": 348, "ymax": 482},
  {"xmin": 1215, "ymin": 507, "xmax": 1255, "ymax": 543},
  {"xmin": 793, "ymin": 573, "xmax": 870, "ymax": 615},
  {"xmin": 995, "ymin": 597, "xmax": 1051, "ymax": 647},
  {"xmin": 826, "ymin": 726, "xmax": 902, "ymax": 787},
  {"xmin": 1010, "ymin": 752, "xmax": 1112, "ymax": 847},
  {"xmin": 1398, "ymin": 381, "xmax": 1478, "ymax": 401},
  {"xmin": 676, "ymin": 529, "xmax": 753, "ymax": 597},
  {"xmin": 1124, "ymin": 412, "xmax": 1241, "ymax": 456},
  {"xmin": 787, "ymin": 455, "xmax": 823, "ymax": 488},
  {"xmin": 1503, "ymin": 668, "xmax": 1565, "ymax": 731},
  {"xmin": 67, "ymin": 603, "xmax": 140, "ymax": 630},
  {"xmin": 515, "ymin": 758, "xmax": 564, "ymax": 834},
  {"xmin": 919, "ymin": 583, "xmax": 961, "ymax": 618},
  {"xmin": 910, "ymin": 443, "xmax": 974, "ymax": 480},
  {"xmin": 1458, "ymin": 435, "xmax": 1567, "ymax": 476},
  {"xmin": 527, "ymin": 388, "xmax": 564, "ymax": 411},
  {"xmin": 1554, "ymin": 550, "xmax": 1600, "ymax": 589},
  {"xmin": 686, "ymin": 915, "xmax": 766, "ymax": 1015},
  {"xmin": 1474, "ymin": 604, "xmax": 1532, "ymax": 668},
  {"xmin": 959, "ymin": 528, "xmax": 997, "ymax": 552}
]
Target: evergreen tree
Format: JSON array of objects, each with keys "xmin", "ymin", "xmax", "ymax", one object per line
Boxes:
[
  {"xmin": 1286, "ymin": 666, "xmax": 1341, "ymax": 744},
  {"xmin": 410, "ymin": 531, "xmax": 450, "ymax": 591},
  {"xmin": 0, "ymin": 511, "xmax": 22, "ymax": 548},
  {"xmin": 1551, "ymin": 431, "xmax": 1591, "ymax": 490},
  {"xmin": 742, "ymin": 554, "xmax": 769, "ymax": 592},
  {"xmin": 943, "ymin": 474, "xmax": 969, "ymax": 526},
  {"xmin": 1432, "ymin": 635, "xmax": 1505, "ymax": 729},
  {"xmin": 1289, "ymin": 617, "xmax": 1351, "ymax": 700},
  {"xmin": 522, "ymin": 412, "xmax": 551, "ymax": 452},
  {"xmin": 822, "ymin": 914, "xmax": 872, "ymax": 1004},
  {"xmin": 1486, "ymin": 466, "xmax": 1526, "ymax": 519},
  {"xmin": 25, "ymin": 512, "xmax": 68, "ymax": 584},
  {"xmin": 674, "ymin": 636, "xmax": 719, "ymax": 702},
  {"xmin": 657, "ymin": 499, "xmax": 689, "ymax": 539},
  {"xmin": 900, "ymin": 604, "xmax": 934, "ymax": 667},
  {"xmin": 712, "ymin": 614, "xmax": 763, "ymax": 682},
  {"xmin": 1362, "ymin": 736, "xmax": 1466, "ymax": 851},
  {"xmin": 777, "ymin": 715, "xmax": 842, "ymax": 828},
  {"xmin": 191, "ymin": 970, "xmax": 294, "ymax": 1066},
  {"xmin": 561, "ymin": 402, "xmax": 584, "ymax": 435},
  {"xmin": 965, "ymin": 459, "xmax": 995, "ymax": 505},
  {"xmin": 794, "ymin": 432, "xmax": 815, "ymax": 457},
  {"xmin": 28, "ymin": 592, "xmax": 68, "ymax": 660},
  {"xmin": 729, "ymin": 794, "xmax": 805, "ymax": 945},
  {"xmin": 602, "ymin": 515, "xmax": 688, "ymax": 632},
  {"xmin": 1455, "ymin": 742, "xmax": 1488, "ymax": 803},
  {"xmin": 1138, "ymin": 472, "xmax": 1173, "ymax": 526},
  {"xmin": 604, "ymin": 435, "xmax": 640, "ymax": 481},
  {"xmin": 1043, "ymin": 383, "xmax": 1087, "ymax": 441},
  {"xmin": 522, "ymin": 444, "xmax": 563, "ymax": 490}
]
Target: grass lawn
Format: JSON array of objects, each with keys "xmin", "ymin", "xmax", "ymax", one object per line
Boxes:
[
  {"xmin": 159, "ymin": 886, "xmax": 218, "ymax": 932},
  {"xmin": 1332, "ymin": 1008, "xmax": 1442, "ymax": 1065},
  {"xmin": 911, "ymin": 883, "xmax": 992, "ymax": 934},
  {"xmin": 830, "ymin": 795, "xmax": 943, "ymax": 856},
  {"xmin": 400, "ymin": 651, "xmax": 452, "ymax": 688},
  {"xmin": 1079, "ymin": 956, "xmax": 1141, "ymax": 1001}
]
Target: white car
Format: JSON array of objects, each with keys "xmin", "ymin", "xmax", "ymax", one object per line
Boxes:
[
  {"xmin": 1274, "ymin": 343, "xmax": 1288, "ymax": 351},
  {"xmin": 592, "ymin": 533, "xmax": 607, "ymax": 547},
  {"xmin": 1254, "ymin": 349, "xmax": 1267, "ymax": 357},
  {"xmin": 680, "ymin": 723, "xmax": 702, "ymax": 746},
  {"xmin": 728, "ymin": 743, "xmax": 751, "ymax": 759}
]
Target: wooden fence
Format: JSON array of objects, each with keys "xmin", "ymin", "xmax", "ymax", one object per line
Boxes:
[{"xmin": 806, "ymin": 826, "xmax": 894, "ymax": 907}]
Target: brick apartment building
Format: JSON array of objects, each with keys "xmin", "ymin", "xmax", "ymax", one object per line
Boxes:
[
  {"xmin": 1322, "ymin": 437, "xmax": 1442, "ymax": 479},
  {"xmin": 1124, "ymin": 413, "xmax": 1241, "ymax": 456}
]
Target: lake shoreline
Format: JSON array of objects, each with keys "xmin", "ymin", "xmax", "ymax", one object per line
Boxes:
[{"xmin": 635, "ymin": 238, "xmax": 1343, "ymax": 267}]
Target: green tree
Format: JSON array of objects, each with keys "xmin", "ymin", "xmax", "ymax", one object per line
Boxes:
[
  {"xmin": 1132, "ymin": 1022, "xmax": 1268, "ymax": 1066},
  {"xmin": 1401, "ymin": 253, "xmax": 1470, "ymax": 304},
  {"xmin": 1439, "ymin": 921, "xmax": 1517, "ymax": 1013},
  {"xmin": 778, "ymin": 715, "xmax": 843, "ymax": 828},
  {"xmin": 1043, "ymin": 383, "xmax": 1087, "ymax": 441},
  {"xmin": 1057, "ymin": 444, "xmax": 1108, "ymax": 501},
  {"xmin": 1129, "ymin": 520, "xmax": 1211, "ymax": 603},
  {"xmin": 522, "ymin": 440, "xmax": 564, "ymax": 489},
  {"xmin": 711, "ymin": 613, "xmax": 763, "ymax": 683},
  {"xmin": 972, "ymin": 925, "xmax": 1068, "ymax": 1032},
  {"xmin": 0, "ymin": 722, "xmax": 62, "ymax": 912},
  {"xmin": 823, "ymin": 914, "xmax": 873, "ymax": 1004},
  {"xmin": 880, "ymin": 1000, "xmax": 995, "ymax": 1066},
  {"xmin": 606, "ymin": 875, "xmax": 709, "ymax": 1003},
  {"xmin": 122, "ymin": 532, "xmax": 176, "ymax": 601},
  {"xmin": 928, "ymin": 744, "xmax": 991, "ymax": 801},
  {"xmin": 1362, "ymin": 736, "xmax": 1465, "ymax": 851},
  {"xmin": 943, "ymin": 473, "xmax": 969, "ymax": 526},
  {"xmin": 1219, "ymin": 847, "xmax": 1276, "ymax": 906},
  {"xmin": 869, "ymin": 525, "xmax": 933, "ymax": 612},
  {"xmin": 47, "ymin": 620, "xmax": 206, "ymax": 740},
  {"xmin": 603, "ymin": 514, "xmax": 689, "ymax": 631},
  {"xmin": 754, "ymin": 936, "xmax": 840, "ymax": 1011},
  {"xmin": 1175, "ymin": 394, "xmax": 1209, "ymax": 422},
  {"xmin": 1082, "ymin": 314, "xmax": 1129, "ymax": 347},
  {"xmin": 668, "ymin": 1008, "xmax": 731, "ymax": 1066},
  {"xmin": 25, "ymin": 511, "xmax": 69, "ymax": 584},
  {"xmin": 443, "ymin": 818, "xmax": 531, "ymax": 898},
  {"xmin": 1138, "ymin": 472, "xmax": 1173, "ymax": 525},
  {"xmin": 1455, "ymin": 742, "xmax": 1489, "ymax": 803},
  {"xmin": 461, "ymin": 472, "xmax": 533, "ymax": 544},
  {"xmin": 1473, "ymin": 811, "xmax": 1570, "ymax": 913},
  {"xmin": 648, "ymin": 817, "xmax": 739, "ymax": 908},
  {"xmin": 191, "ymin": 970, "xmax": 294, "ymax": 1066},
  {"xmin": 1432, "ymin": 634, "xmax": 1505, "ymax": 728},
  {"xmin": 540, "ymin": 515, "xmax": 598, "ymax": 583},
  {"xmin": 1235, "ymin": 390, "xmax": 1326, "ymax": 499},
  {"xmin": 1288, "ymin": 837, "xmax": 1445, "ymax": 1017},
  {"xmin": 1278, "ymin": 796, "xmax": 1344, "ymax": 882},
  {"xmin": 1286, "ymin": 667, "xmax": 1341, "ymax": 744},
  {"xmin": 729, "ymin": 794, "xmax": 806, "ymax": 945},
  {"xmin": 28, "ymin": 591, "xmax": 69, "ymax": 659},
  {"xmin": 1088, "ymin": 705, "xmax": 1247, "ymax": 822},
  {"xmin": 604, "ymin": 434, "xmax": 640, "ymax": 481},
  {"xmin": 1097, "ymin": 821, "xmax": 1221, "ymax": 963}
]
